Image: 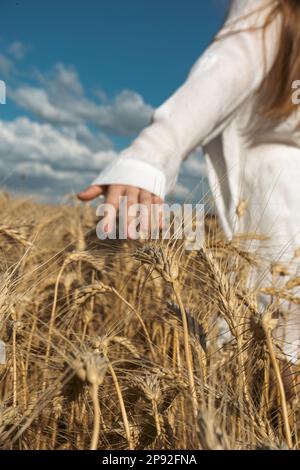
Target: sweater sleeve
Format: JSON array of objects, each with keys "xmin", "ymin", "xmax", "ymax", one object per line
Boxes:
[{"xmin": 91, "ymin": 0, "xmax": 281, "ymax": 199}]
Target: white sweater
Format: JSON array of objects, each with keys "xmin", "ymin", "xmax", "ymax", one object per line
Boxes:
[
  {"xmin": 92, "ymin": 0, "xmax": 300, "ymax": 361},
  {"xmin": 92, "ymin": 0, "xmax": 286, "ymax": 235}
]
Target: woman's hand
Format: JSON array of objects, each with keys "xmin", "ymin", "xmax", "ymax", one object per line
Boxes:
[{"xmin": 77, "ymin": 185, "xmax": 163, "ymax": 239}]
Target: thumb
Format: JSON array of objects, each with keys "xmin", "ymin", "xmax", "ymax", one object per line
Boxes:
[{"xmin": 77, "ymin": 185, "xmax": 104, "ymax": 201}]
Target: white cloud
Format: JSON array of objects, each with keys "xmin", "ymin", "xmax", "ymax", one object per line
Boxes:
[
  {"xmin": 12, "ymin": 63, "xmax": 154, "ymax": 135},
  {"xmin": 13, "ymin": 86, "xmax": 77, "ymax": 124},
  {"xmin": 100, "ymin": 90, "xmax": 154, "ymax": 135},
  {"xmin": 7, "ymin": 41, "xmax": 29, "ymax": 61},
  {"xmin": 0, "ymin": 50, "xmax": 208, "ymax": 203},
  {"xmin": 0, "ymin": 58, "xmax": 155, "ymax": 201},
  {"xmin": 0, "ymin": 115, "xmax": 209, "ymax": 203},
  {"xmin": 173, "ymin": 148, "xmax": 208, "ymax": 203},
  {"xmin": 181, "ymin": 148, "xmax": 207, "ymax": 177},
  {"xmin": 0, "ymin": 117, "xmax": 118, "ymax": 201},
  {"xmin": 172, "ymin": 183, "xmax": 191, "ymax": 200},
  {"xmin": 0, "ymin": 53, "xmax": 14, "ymax": 77},
  {"xmin": 61, "ymin": 124, "xmax": 112, "ymax": 152}
]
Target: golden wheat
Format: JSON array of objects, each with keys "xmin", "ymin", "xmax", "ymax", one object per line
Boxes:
[{"xmin": 0, "ymin": 192, "xmax": 299, "ymax": 450}]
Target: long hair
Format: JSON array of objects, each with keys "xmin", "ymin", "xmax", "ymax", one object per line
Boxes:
[
  {"xmin": 223, "ymin": 1, "xmax": 300, "ymax": 121},
  {"xmin": 258, "ymin": 0, "xmax": 300, "ymax": 120}
]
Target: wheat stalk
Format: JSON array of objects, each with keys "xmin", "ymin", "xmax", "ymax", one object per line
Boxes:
[
  {"xmin": 134, "ymin": 244, "xmax": 198, "ymax": 420},
  {"xmin": 1, "ymin": 192, "xmax": 299, "ymax": 451}
]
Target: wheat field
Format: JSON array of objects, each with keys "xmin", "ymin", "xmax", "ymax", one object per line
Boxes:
[{"xmin": 0, "ymin": 190, "xmax": 299, "ymax": 450}]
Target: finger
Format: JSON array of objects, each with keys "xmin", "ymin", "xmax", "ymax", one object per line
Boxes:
[
  {"xmin": 77, "ymin": 185, "xmax": 104, "ymax": 201},
  {"xmin": 152, "ymin": 195, "xmax": 164, "ymax": 230},
  {"xmin": 139, "ymin": 190, "xmax": 152, "ymax": 234},
  {"xmin": 104, "ymin": 185, "xmax": 125, "ymax": 233},
  {"xmin": 105, "ymin": 185, "xmax": 125, "ymax": 209},
  {"xmin": 125, "ymin": 187, "xmax": 140, "ymax": 240}
]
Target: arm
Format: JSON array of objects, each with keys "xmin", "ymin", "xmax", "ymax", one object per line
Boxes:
[
  {"xmin": 78, "ymin": 0, "xmax": 281, "ymax": 237},
  {"xmin": 80, "ymin": 0, "xmax": 281, "ymax": 201}
]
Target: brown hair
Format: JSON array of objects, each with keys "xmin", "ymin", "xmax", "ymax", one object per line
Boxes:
[
  {"xmin": 258, "ymin": 0, "xmax": 300, "ymax": 121},
  {"xmin": 222, "ymin": 1, "xmax": 300, "ymax": 121}
]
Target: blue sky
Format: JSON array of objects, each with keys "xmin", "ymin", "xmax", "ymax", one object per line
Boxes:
[{"xmin": 0, "ymin": 0, "xmax": 228, "ymax": 202}]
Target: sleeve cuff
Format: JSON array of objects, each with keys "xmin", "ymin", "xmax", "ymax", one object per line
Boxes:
[{"xmin": 91, "ymin": 157, "xmax": 166, "ymax": 200}]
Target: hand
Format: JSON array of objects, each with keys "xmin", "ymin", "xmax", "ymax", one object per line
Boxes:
[{"xmin": 77, "ymin": 185, "xmax": 164, "ymax": 239}]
